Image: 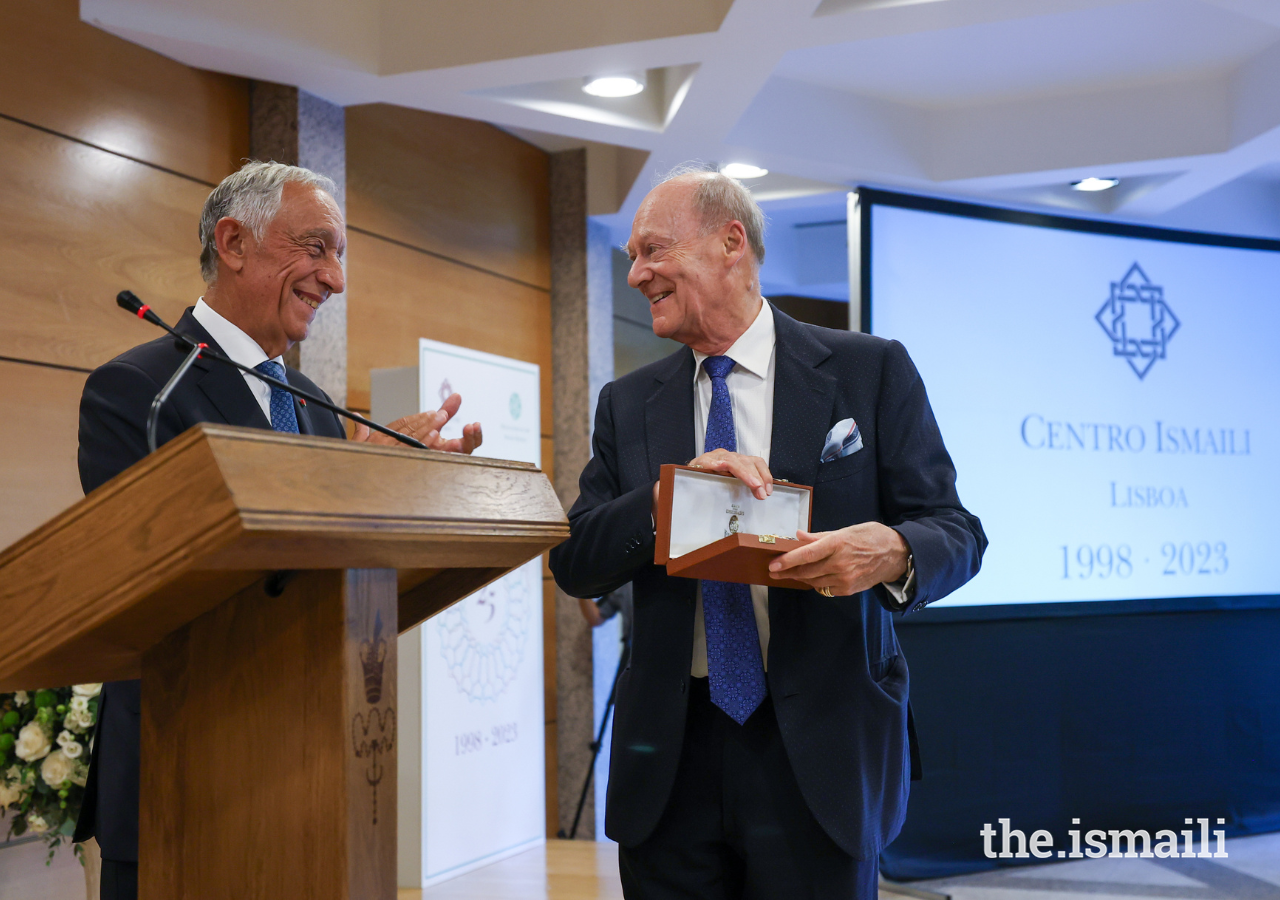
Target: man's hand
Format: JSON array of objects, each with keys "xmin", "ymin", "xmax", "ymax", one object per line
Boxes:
[
  {"xmin": 768, "ymin": 522, "xmax": 909, "ymax": 596},
  {"xmin": 577, "ymin": 596, "xmax": 605, "ymax": 628},
  {"xmin": 352, "ymin": 392, "xmax": 483, "ymax": 454},
  {"xmin": 688, "ymin": 449, "xmax": 774, "ymax": 499},
  {"xmin": 652, "ymin": 448, "xmax": 774, "ymax": 508}
]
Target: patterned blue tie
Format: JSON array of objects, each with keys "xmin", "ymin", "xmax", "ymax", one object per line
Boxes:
[
  {"xmin": 254, "ymin": 360, "xmax": 300, "ymax": 434},
  {"xmin": 700, "ymin": 355, "xmax": 767, "ymax": 725}
]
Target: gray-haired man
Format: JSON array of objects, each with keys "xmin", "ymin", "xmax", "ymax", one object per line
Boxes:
[
  {"xmin": 74, "ymin": 161, "xmax": 482, "ymax": 899},
  {"xmin": 550, "ymin": 169, "xmax": 984, "ymax": 898}
]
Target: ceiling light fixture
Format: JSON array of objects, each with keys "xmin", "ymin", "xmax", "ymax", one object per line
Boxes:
[
  {"xmin": 1071, "ymin": 177, "xmax": 1120, "ymax": 192},
  {"xmin": 582, "ymin": 74, "xmax": 645, "ymax": 98},
  {"xmin": 720, "ymin": 162, "xmax": 769, "ymax": 179}
]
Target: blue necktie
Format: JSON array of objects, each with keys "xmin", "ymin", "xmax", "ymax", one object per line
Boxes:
[
  {"xmin": 254, "ymin": 360, "xmax": 300, "ymax": 434},
  {"xmin": 700, "ymin": 355, "xmax": 767, "ymax": 725}
]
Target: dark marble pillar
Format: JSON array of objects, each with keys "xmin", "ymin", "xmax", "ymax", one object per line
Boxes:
[{"xmin": 248, "ymin": 82, "xmax": 347, "ymax": 405}]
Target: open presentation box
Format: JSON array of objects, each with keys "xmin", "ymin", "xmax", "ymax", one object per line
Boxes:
[{"xmin": 655, "ymin": 464, "xmax": 814, "ymax": 590}]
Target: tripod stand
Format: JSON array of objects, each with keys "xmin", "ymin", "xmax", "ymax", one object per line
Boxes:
[{"xmin": 560, "ymin": 636, "xmax": 630, "ymax": 840}]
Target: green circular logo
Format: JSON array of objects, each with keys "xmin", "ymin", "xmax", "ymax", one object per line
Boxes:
[{"xmin": 509, "ymin": 392, "xmax": 522, "ymax": 420}]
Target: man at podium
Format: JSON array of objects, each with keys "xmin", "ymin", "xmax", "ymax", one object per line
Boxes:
[
  {"xmin": 551, "ymin": 169, "xmax": 986, "ymax": 899},
  {"xmin": 74, "ymin": 161, "xmax": 482, "ymax": 900}
]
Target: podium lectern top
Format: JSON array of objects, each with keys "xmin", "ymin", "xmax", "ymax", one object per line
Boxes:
[{"xmin": 0, "ymin": 423, "xmax": 569, "ymax": 690}]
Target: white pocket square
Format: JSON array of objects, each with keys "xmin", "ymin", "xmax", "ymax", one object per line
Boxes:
[{"xmin": 821, "ymin": 418, "xmax": 863, "ymax": 462}]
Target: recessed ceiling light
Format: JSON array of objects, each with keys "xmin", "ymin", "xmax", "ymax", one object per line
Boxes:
[
  {"xmin": 1072, "ymin": 177, "xmax": 1120, "ymax": 192},
  {"xmin": 582, "ymin": 74, "xmax": 645, "ymax": 98},
  {"xmin": 720, "ymin": 163, "xmax": 769, "ymax": 179}
]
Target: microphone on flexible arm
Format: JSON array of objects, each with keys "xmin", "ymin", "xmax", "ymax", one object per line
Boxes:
[{"xmin": 116, "ymin": 290, "xmax": 428, "ymax": 453}]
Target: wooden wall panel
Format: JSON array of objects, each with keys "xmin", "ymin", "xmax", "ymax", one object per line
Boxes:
[
  {"xmin": 542, "ymin": 438, "xmax": 555, "ymax": 482},
  {"xmin": 0, "ymin": 0, "xmax": 249, "ymax": 185},
  {"xmin": 0, "ymin": 117, "xmax": 211, "ymax": 370},
  {"xmin": 346, "ymin": 103, "xmax": 556, "ymax": 834},
  {"xmin": 0, "ymin": 360, "xmax": 87, "ymax": 550},
  {"xmin": 347, "ymin": 104, "xmax": 551, "ymax": 290},
  {"xmin": 346, "ymin": 231, "xmax": 553, "ymax": 439}
]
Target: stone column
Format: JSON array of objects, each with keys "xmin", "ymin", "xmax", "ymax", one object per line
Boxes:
[
  {"xmin": 549, "ymin": 149, "xmax": 615, "ymax": 838},
  {"xmin": 249, "ymin": 82, "xmax": 348, "ymax": 406}
]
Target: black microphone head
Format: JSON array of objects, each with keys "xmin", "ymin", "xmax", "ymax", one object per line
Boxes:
[{"xmin": 118, "ymin": 289, "xmax": 173, "ymax": 333}]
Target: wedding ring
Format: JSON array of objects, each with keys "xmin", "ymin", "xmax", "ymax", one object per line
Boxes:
[{"xmin": 817, "ymin": 586, "xmax": 834, "ymax": 597}]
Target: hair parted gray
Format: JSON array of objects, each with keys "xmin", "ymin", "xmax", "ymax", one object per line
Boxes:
[
  {"xmin": 198, "ymin": 160, "xmax": 337, "ymax": 284},
  {"xmin": 657, "ymin": 163, "xmax": 767, "ymax": 265}
]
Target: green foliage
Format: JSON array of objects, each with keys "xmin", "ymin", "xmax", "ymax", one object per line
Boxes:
[{"xmin": 0, "ymin": 685, "xmax": 100, "ymax": 860}]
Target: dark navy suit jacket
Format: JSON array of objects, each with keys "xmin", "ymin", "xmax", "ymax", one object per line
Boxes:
[
  {"xmin": 549, "ymin": 305, "xmax": 986, "ymax": 860},
  {"xmin": 73, "ymin": 308, "xmax": 346, "ymax": 861}
]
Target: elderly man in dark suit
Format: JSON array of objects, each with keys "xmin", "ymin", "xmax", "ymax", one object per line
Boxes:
[
  {"xmin": 550, "ymin": 168, "xmax": 985, "ymax": 899},
  {"xmin": 75, "ymin": 161, "xmax": 481, "ymax": 900}
]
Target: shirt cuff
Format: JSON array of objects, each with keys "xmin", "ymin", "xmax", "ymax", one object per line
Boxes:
[{"xmin": 881, "ymin": 553, "xmax": 916, "ymax": 609}]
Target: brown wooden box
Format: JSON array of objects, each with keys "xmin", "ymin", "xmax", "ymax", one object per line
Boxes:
[{"xmin": 655, "ymin": 464, "xmax": 813, "ymax": 590}]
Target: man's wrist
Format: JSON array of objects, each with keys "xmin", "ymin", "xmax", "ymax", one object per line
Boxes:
[
  {"xmin": 879, "ymin": 524, "xmax": 912, "ymax": 583},
  {"xmin": 882, "ymin": 527, "xmax": 915, "ymax": 607}
]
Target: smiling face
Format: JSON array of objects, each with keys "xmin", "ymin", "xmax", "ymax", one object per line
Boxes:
[
  {"xmin": 626, "ymin": 177, "xmax": 758, "ymax": 354},
  {"xmin": 209, "ymin": 180, "xmax": 346, "ymax": 358}
]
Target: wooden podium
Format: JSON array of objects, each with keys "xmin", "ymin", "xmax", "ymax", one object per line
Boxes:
[{"xmin": 0, "ymin": 424, "xmax": 569, "ymax": 899}]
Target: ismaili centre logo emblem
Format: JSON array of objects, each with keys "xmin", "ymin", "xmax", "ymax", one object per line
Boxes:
[{"xmin": 1095, "ymin": 262, "xmax": 1180, "ymax": 379}]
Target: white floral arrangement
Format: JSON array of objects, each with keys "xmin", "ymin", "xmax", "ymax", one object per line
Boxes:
[{"xmin": 0, "ymin": 684, "xmax": 99, "ymax": 862}]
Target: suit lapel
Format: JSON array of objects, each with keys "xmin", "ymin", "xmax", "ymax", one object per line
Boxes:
[
  {"xmin": 645, "ymin": 347, "xmax": 697, "ymax": 481},
  {"xmin": 293, "ymin": 389, "xmax": 315, "ymax": 435},
  {"xmin": 175, "ymin": 310, "xmax": 272, "ymax": 431},
  {"xmin": 768, "ymin": 305, "xmax": 835, "ymax": 489}
]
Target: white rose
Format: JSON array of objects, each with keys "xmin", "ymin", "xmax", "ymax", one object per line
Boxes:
[
  {"xmin": 14, "ymin": 722, "xmax": 51, "ymax": 761},
  {"xmin": 13, "ymin": 691, "xmax": 29, "ymax": 706},
  {"xmin": 70, "ymin": 760, "xmax": 88, "ymax": 787},
  {"xmin": 41, "ymin": 749, "xmax": 76, "ymax": 788},
  {"xmin": 0, "ymin": 779, "xmax": 22, "ymax": 808},
  {"xmin": 63, "ymin": 708, "xmax": 93, "ymax": 733},
  {"xmin": 25, "ymin": 813, "xmax": 50, "ymax": 834},
  {"xmin": 56, "ymin": 730, "xmax": 84, "ymax": 759},
  {"xmin": 72, "ymin": 684, "xmax": 102, "ymax": 698}
]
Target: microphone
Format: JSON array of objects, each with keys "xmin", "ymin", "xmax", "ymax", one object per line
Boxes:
[
  {"xmin": 116, "ymin": 290, "xmax": 169, "ymax": 330},
  {"xmin": 117, "ymin": 291, "xmax": 428, "ymax": 452}
]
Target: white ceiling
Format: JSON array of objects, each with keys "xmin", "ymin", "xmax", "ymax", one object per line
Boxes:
[
  {"xmin": 82, "ymin": 0, "xmax": 1280, "ymax": 241},
  {"xmin": 773, "ymin": 0, "xmax": 1277, "ymax": 107}
]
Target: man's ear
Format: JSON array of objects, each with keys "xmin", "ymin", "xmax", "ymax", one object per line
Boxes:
[
  {"xmin": 214, "ymin": 217, "xmax": 250, "ymax": 276},
  {"xmin": 722, "ymin": 220, "xmax": 748, "ymax": 268}
]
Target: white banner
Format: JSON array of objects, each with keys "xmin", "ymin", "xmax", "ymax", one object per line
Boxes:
[{"xmin": 398, "ymin": 340, "xmax": 544, "ymax": 887}]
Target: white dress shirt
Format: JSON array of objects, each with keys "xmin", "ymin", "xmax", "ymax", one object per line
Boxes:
[
  {"xmin": 192, "ymin": 298, "xmax": 282, "ymax": 423},
  {"xmin": 690, "ymin": 300, "xmax": 777, "ymax": 677},
  {"xmin": 686, "ymin": 300, "xmax": 912, "ymax": 678}
]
